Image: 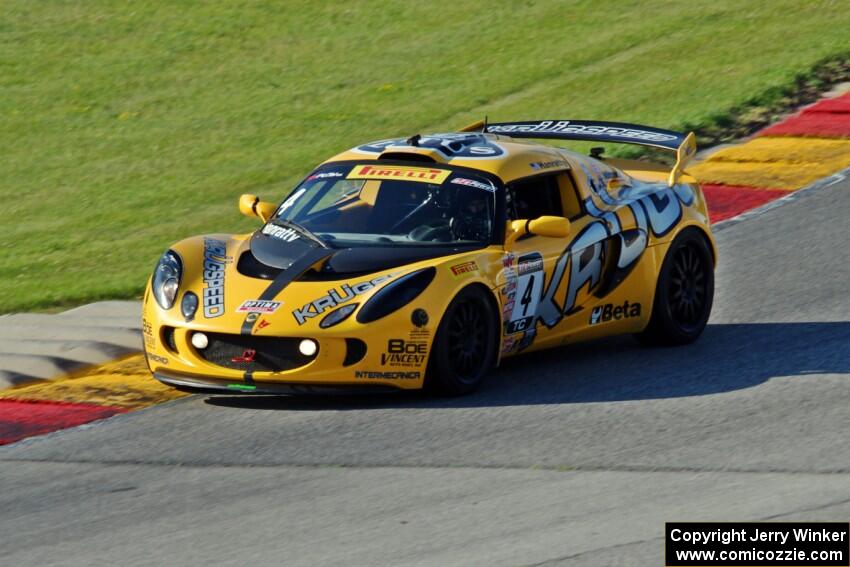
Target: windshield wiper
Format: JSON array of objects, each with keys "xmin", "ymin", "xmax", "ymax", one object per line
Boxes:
[{"xmin": 275, "ymin": 220, "xmax": 331, "ymax": 249}]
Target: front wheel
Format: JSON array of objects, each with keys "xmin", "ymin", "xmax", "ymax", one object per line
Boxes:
[
  {"xmin": 425, "ymin": 286, "xmax": 497, "ymax": 395},
  {"xmin": 637, "ymin": 229, "xmax": 714, "ymax": 346}
]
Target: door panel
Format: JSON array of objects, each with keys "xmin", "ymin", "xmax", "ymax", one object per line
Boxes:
[{"xmin": 501, "ymin": 172, "xmax": 655, "ymax": 356}]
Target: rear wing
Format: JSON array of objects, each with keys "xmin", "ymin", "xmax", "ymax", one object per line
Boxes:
[{"xmin": 462, "ymin": 119, "xmax": 696, "ymax": 186}]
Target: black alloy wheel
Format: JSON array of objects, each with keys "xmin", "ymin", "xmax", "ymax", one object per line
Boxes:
[
  {"xmin": 426, "ymin": 286, "xmax": 497, "ymax": 395},
  {"xmin": 637, "ymin": 228, "xmax": 714, "ymax": 346},
  {"xmin": 447, "ymin": 299, "xmax": 489, "ymax": 378},
  {"xmin": 668, "ymin": 243, "xmax": 709, "ymax": 333}
]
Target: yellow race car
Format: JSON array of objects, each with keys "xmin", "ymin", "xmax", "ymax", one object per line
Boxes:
[{"xmin": 143, "ymin": 119, "xmax": 716, "ymax": 395}]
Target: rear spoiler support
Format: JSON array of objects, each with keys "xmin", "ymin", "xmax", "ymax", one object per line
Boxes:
[{"xmin": 470, "ymin": 119, "xmax": 696, "ymax": 186}]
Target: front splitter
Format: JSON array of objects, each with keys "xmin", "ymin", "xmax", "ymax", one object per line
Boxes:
[{"xmin": 153, "ymin": 370, "xmax": 400, "ymax": 395}]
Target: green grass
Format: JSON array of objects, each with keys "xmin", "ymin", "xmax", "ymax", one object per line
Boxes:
[{"xmin": 2, "ymin": 0, "xmax": 849, "ymax": 312}]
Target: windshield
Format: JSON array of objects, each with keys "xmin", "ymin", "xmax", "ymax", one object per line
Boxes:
[{"xmin": 273, "ymin": 163, "xmax": 498, "ymax": 247}]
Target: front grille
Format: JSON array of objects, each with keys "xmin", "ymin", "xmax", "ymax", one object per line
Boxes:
[{"xmin": 197, "ymin": 333, "xmax": 316, "ymax": 372}]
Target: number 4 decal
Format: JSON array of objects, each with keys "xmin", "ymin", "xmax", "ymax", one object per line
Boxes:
[
  {"xmin": 520, "ymin": 274, "xmax": 536, "ymax": 316},
  {"xmin": 506, "ymin": 253, "xmax": 544, "ymax": 334}
]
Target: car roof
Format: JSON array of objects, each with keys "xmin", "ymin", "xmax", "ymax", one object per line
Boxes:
[{"xmin": 321, "ymin": 132, "xmax": 610, "ymax": 184}]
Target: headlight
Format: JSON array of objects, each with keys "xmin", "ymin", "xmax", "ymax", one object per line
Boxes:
[{"xmin": 152, "ymin": 250, "xmax": 182, "ymax": 310}]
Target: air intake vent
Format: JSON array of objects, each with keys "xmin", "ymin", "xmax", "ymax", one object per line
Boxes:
[
  {"xmin": 237, "ymin": 250, "xmax": 282, "ymax": 280},
  {"xmin": 344, "ymin": 338, "xmax": 367, "ymax": 366},
  {"xmin": 378, "ymin": 152, "xmax": 437, "ymax": 163}
]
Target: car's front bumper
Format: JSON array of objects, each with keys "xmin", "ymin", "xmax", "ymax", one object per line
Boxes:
[{"xmin": 153, "ymin": 369, "xmax": 399, "ymax": 395}]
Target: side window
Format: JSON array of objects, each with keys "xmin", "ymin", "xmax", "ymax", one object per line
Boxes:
[
  {"xmin": 557, "ymin": 172, "xmax": 584, "ymax": 220},
  {"xmin": 507, "ymin": 175, "xmax": 564, "ymax": 220}
]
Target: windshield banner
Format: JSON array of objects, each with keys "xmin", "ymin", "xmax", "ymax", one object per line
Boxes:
[{"xmin": 346, "ymin": 164, "xmax": 451, "ymax": 184}]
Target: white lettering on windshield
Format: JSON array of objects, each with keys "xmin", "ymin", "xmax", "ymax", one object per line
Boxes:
[{"xmin": 277, "ymin": 188, "xmax": 306, "ymax": 214}]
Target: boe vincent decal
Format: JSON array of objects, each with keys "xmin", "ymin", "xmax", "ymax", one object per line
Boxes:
[{"xmin": 381, "ymin": 339, "xmax": 427, "ymax": 367}]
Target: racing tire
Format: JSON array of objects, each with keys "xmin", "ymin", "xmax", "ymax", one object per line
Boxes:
[
  {"xmin": 425, "ymin": 286, "xmax": 498, "ymax": 396},
  {"xmin": 636, "ymin": 228, "xmax": 714, "ymax": 346}
]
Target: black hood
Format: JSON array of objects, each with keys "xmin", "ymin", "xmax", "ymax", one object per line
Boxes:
[
  {"xmin": 250, "ymin": 225, "xmax": 324, "ymax": 270},
  {"xmin": 248, "ymin": 226, "xmax": 476, "ymax": 279}
]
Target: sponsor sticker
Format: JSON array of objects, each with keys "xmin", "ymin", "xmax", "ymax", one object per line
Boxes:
[
  {"xmin": 450, "ymin": 261, "xmax": 478, "ymax": 277},
  {"xmin": 517, "ymin": 257, "xmax": 543, "ymax": 275},
  {"xmin": 307, "ymin": 171, "xmax": 343, "ymax": 181},
  {"xmin": 147, "ymin": 353, "xmax": 169, "ymax": 365},
  {"xmin": 202, "ymin": 238, "xmax": 230, "ymax": 318},
  {"xmin": 346, "ymin": 164, "xmax": 451, "ymax": 184},
  {"xmin": 409, "ymin": 327, "xmax": 430, "ymax": 340},
  {"xmin": 262, "ymin": 224, "xmax": 299, "ymax": 242},
  {"xmin": 451, "ymin": 177, "xmax": 495, "ymax": 192},
  {"xmin": 589, "ymin": 300, "xmax": 641, "ymax": 324},
  {"xmin": 231, "ymin": 349, "xmax": 256, "ymax": 363},
  {"xmin": 381, "ymin": 339, "xmax": 427, "ymax": 367},
  {"xmin": 236, "ymin": 300, "xmax": 282, "ymax": 314},
  {"xmin": 354, "ymin": 370, "xmax": 421, "ymax": 380},
  {"xmin": 529, "ymin": 159, "xmax": 568, "ymax": 170},
  {"xmin": 142, "ymin": 318, "xmax": 155, "ymax": 348},
  {"xmin": 488, "ymin": 120, "xmax": 677, "ymax": 143},
  {"xmin": 257, "ymin": 319, "xmax": 271, "ymax": 330},
  {"xmin": 505, "ymin": 252, "xmax": 544, "ymax": 335},
  {"xmin": 292, "ymin": 273, "xmax": 396, "ymax": 325}
]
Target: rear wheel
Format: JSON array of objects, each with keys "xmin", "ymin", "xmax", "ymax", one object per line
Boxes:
[
  {"xmin": 637, "ymin": 229, "xmax": 714, "ymax": 346},
  {"xmin": 426, "ymin": 286, "xmax": 497, "ymax": 395}
]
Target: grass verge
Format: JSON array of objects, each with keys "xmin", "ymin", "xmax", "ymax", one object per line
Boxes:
[{"xmin": 2, "ymin": 1, "xmax": 850, "ymax": 312}]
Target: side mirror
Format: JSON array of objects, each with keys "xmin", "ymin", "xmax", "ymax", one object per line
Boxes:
[
  {"xmin": 239, "ymin": 194, "xmax": 277, "ymax": 222},
  {"xmin": 505, "ymin": 215, "xmax": 570, "ymax": 246}
]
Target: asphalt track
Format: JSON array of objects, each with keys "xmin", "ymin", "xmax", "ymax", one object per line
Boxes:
[{"xmin": 2, "ymin": 177, "xmax": 850, "ymax": 566}]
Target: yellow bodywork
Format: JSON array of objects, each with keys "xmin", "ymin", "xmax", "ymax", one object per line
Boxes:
[{"xmin": 143, "ymin": 132, "xmax": 716, "ymax": 392}]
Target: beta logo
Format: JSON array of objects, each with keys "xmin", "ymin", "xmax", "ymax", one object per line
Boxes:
[{"xmin": 589, "ymin": 301, "xmax": 641, "ymax": 325}]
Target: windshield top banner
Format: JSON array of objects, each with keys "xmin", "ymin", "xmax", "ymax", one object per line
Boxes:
[{"xmin": 347, "ymin": 164, "xmax": 452, "ymax": 184}]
